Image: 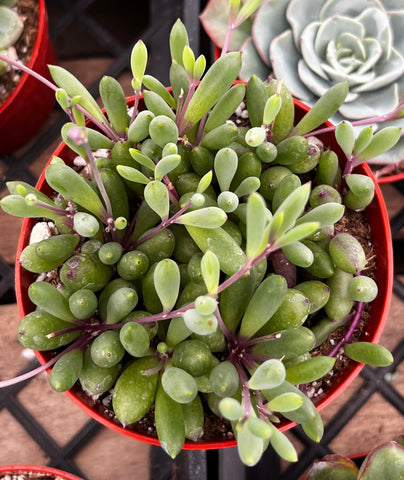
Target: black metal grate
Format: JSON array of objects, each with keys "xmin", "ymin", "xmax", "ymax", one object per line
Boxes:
[{"xmin": 1, "ymin": 1, "xmax": 404, "ymax": 478}]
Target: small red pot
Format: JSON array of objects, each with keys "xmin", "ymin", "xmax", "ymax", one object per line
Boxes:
[
  {"xmin": 0, "ymin": 0, "xmax": 57, "ymax": 156},
  {"xmin": 14, "ymin": 94, "xmax": 393, "ymax": 451},
  {"xmin": 0, "ymin": 465, "xmax": 83, "ymax": 480}
]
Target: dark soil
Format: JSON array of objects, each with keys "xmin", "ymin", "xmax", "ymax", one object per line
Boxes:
[{"xmin": 0, "ymin": 0, "xmax": 39, "ymax": 106}]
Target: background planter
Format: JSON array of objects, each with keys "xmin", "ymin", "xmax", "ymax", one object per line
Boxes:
[
  {"xmin": 0, "ymin": 0, "xmax": 57, "ymax": 156},
  {"xmin": 14, "ymin": 95, "xmax": 393, "ymax": 451},
  {"xmin": 0, "ymin": 465, "xmax": 83, "ymax": 480}
]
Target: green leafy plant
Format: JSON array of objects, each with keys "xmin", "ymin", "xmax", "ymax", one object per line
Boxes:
[
  {"xmin": 0, "ymin": 0, "xmax": 23, "ymax": 75},
  {"xmin": 303, "ymin": 437, "xmax": 404, "ymax": 479},
  {"xmin": 0, "ymin": 18, "xmax": 399, "ymax": 466}
]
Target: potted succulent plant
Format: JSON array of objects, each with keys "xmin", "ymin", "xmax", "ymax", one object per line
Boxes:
[
  {"xmin": 301, "ymin": 438, "xmax": 404, "ymax": 479},
  {"xmin": 0, "ymin": 0, "xmax": 56, "ymax": 156},
  {"xmin": 0, "ymin": 465, "xmax": 83, "ymax": 480},
  {"xmin": 200, "ymin": 0, "xmax": 404, "ymax": 184},
  {"xmin": 0, "ymin": 16, "xmax": 398, "ymax": 467}
]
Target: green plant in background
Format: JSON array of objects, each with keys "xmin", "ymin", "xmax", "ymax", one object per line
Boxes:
[
  {"xmin": 0, "ymin": 17, "xmax": 400, "ymax": 466},
  {"xmin": 303, "ymin": 437, "xmax": 404, "ymax": 479},
  {"xmin": 200, "ymin": 0, "xmax": 404, "ymax": 175},
  {"xmin": 0, "ymin": 0, "xmax": 23, "ymax": 75}
]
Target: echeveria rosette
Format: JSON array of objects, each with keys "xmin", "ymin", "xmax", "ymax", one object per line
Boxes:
[{"xmin": 267, "ymin": 0, "xmax": 404, "ymax": 166}]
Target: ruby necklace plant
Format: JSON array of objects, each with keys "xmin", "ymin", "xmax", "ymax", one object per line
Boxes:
[{"xmin": 0, "ymin": 18, "xmax": 399, "ymax": 466}]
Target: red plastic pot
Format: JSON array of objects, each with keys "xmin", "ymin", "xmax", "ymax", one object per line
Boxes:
[
  {"xmin": 0, "ymin": 465, "xmax": 83, "ymax": 480},
  {"xmin": 14, "ymin": 94, "xmax": 393, "ymax": 451},
  {"xmin": 0, "ymin": 0, "xmax": 57, "ymax": 156}
]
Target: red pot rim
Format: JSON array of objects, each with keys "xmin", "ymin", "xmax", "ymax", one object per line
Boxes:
[
  {"xmin": 376, "ymin": 172, "xmax": 404, "ymax": 184},
  {"xmin": 14, "ymin": 93, "xmax": 393, "ymax": 450},
  {"xmin": 0, "ymin": 465, "xmax": 83, "ymax": 480},
  {"xmin": 0, "ymin": 0, "xmax": 48, "ymax": 114}
]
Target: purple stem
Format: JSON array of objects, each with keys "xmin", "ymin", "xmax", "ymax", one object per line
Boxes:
[
  {"xmin": 0, "ymin": 333, "xmax": 91, "ymax": 388},
  {"xmin": 329, "ymin": 302, "xmax": 364, "ymax": 357},
  {"xmin": 133, "ymin": 200, "xmax": 192, "ymax": 248}
]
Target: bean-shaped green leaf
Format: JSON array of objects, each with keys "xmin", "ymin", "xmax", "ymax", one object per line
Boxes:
[
  {"xmin": 268, "ymin": 183, "xmax": 311, "ymax": 241},
  {"xmin": 176, "ymin": 207, "xmax": 227, "ymax": 228},
  {"xmin": 209, "ymin": 361, "xmax": 239, "ymax": 397},
  {"xmin": 28, "ymin": 281, "xmax": 74, "ymax": 322},
  {"xmin": 112, "ymin": 356, "xmax": 160, "ymax": 426},
  {"xmin": 149, "ymin": 115, "xmax": 179, "ymax": 148},
  {"xmin": 0, "ymin": 195, "xmax": 59, "ymax": 220},
  {"xmin": 246, "ymin": 192, "xmax": 269, "ymax": 260},
  {"xmin": 353, "ymin": 125, "xmax": 373, "ymax": 154},
  {"xmin": 155, "ymin": 378, "xmax": 185, "ymax": 458},
  {"xmin": 345, "ymin": 174, "xmax": 375, "ymax": 198},
  {"xmin": 99, "ymin": 75, "xmax": 129, "ymax": 136},
  {"xmin": 214, "ymin": 147, "xmax": 238, "ymax": 192},
  {"xmin": 154, "ymin": 258, "xmax": 180, "ymax": 312},
  {"xmin": 293, "ymin": 82, "xmax": 349, "ymax": 136},
  {"xmin": 285, "ymin": 356, "xmax": 336, "ymax": 385},
  {"xmin": 204, "ymin": 82, "xmax": 246, "ymax": 132},
  {"xmin": 282, "ymin": 241, "xmax": 314, "ymax": 268},
  {"xmin": 106, "ymin": 287, "xmax": 138, "ymax": 324},
  {"xmin": 329, "ymin": 232, "xmax": 366, "ymax": 274},
  {"xmin": 127, "ymin": 110, "xmax": 155, "ymax": 143},
  {"xmin": 182, "ymin": 394, "xmax": 204, "ymax": 441},
  {"xmin": 45, "ymin": 162, "xmax": 107, "ymax": 219},
  {"xmin": 183, "ymin": 308, "xmax": 218, "ymax": 335},
  {"xmin": 348, "ymin": 275, "xmax": 378, "ymax": 302},
  {"xmin": 17, "ymin": 311, "xmax": 82, "ymax": 351},
  {"xmin": 248, "ymin": 358, "xmax": 286, "ymax": 390},
  {"xmin": 252, "ymin": 326, "xmax": 315, "ymax": 360},
  {"xmin": 296, "ymin": 202, "xmax": 345, "ymax": 228},
  {"xmin": 162, "ymin": 367, "xmax": 198, "ymax": 404},
  {"xmin": 219, "ymin": 397, "xmax": 244, "ymax": 421},
  {"xmin": 335, "ymin": 120, "xmax": 355, "ymax": 157},
  {"xmin": 49, "ymin": 348, "xmax": 83, "ymax": 392},
  {"xmin": 274, "ymin": 221, "xmax": 320, "ymax": 248},
  {"xmin": 144, "ymin": 180, "xmax": 170, "ymax": 220},
  {"xmin": 239, "ymin": 274, "xmax": 288, "ymax": 338},
  {"xmin": 200, "ymin": 249, "xmax": 220, "ymax": 294},
  {"xmin": 117, "ymin": 165, "xmax": 150, "ymax": 185},
  {"xmin": 301, "ymin": 409, "xmax": 324, "ymax": 443},
  {"xmin": 143, "ymin": 90, "xmax": 176, "ymax": 120},
  {"xmin": 48, "ymin": 65, "xmax": 106, "ymax": 123},
  {"xmin": 245, "ymin": 416, "xmax": 272, "ymax": 440},
  {"xmin": 267, "ymin": 423, "xmax": 298, "ymax": 462},
  {"xmin": 357, "ymin": 126, "xmax": 401, "ymax": 161},
  {"xmin": 143, "ymin": 75, "xmax": 176, "ymax": 108},
  {"xmin": 263, "ymin": 93, "xmax": 282, "ymax": 125},
  {"xmin": 129, "ymin": 148, "xmax": 156, "ymax": 171},
  {"xmin": 181, "ymin": 52, "xmax": 242, "ymax": 133},
  {"xmin": 186, "ymin": 225, "xmax": 246, "ymax": 275},
  {"xmin": 169, "ymin": 18, "xmax": 189, "ymax": 66},
  {"xmin": 130, "ymin": 40, "xmax": 148, "ymax": 90},
  {"xmin": 267, "ymin": 392, "xmax": 304, "ymax": 413},
  {"xmin": 154, "ymin": 154, "xmax": 181, "ymax": 181},
  {"xmin": 344, "ymin": 342, "xmax": 393, "ymax": 367},
  {"xmin": 237, "ymin": 420, "xmax": 265, "ymax": 467}
]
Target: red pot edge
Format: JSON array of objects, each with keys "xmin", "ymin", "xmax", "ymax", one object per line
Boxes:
[
  {"xmin": 14, "ymin": 92, "xmax": 393, "ymax": 451},
  {"xmin": 0, "ymin": 465, "xmax": 83, "ymax": 480},
  {"xmin": 376, "ymin": 172, "xmax": 404, "ymax": 184}
]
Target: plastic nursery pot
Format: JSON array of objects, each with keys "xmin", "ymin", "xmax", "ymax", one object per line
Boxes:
[
  {"xmin": 14, "ymin": 94, "xmax": 393, "ymax": 451},
  {"xmin": 0, "ymin": 0, "xmax": 57, "ymax": 157},
  {"xmin": 0, "ymin": 465, "xmax": 83, "ymax": 480}
]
